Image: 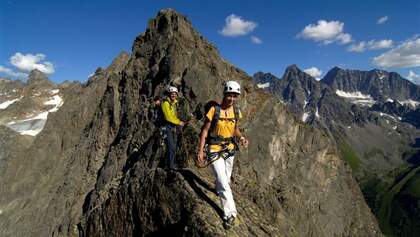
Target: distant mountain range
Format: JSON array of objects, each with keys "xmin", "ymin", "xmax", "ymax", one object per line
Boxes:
[
  {"xmin": 323, "ymin": 67, "xmax": 420, "ymax": 104},
  {"xmin": 254, "ymin": 66, "xmax": 420, "ymax": 236}
]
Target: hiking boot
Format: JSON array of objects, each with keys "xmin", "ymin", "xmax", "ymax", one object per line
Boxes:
[{"xmin": 223, "ymin": 216, "xmax": 235, "ymax": 230}]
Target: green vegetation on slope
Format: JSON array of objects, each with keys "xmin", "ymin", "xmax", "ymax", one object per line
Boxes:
[
  {"xmin": 337, "ymin": 139, "xmax": 360, "ymax": 171},
  {"xmin": 402, "ymin": 172, "xmax": 420, "ymax": 198},
  {"xmin": 378, "ymin": 166, "xmax": 420, "ymax": 236}
]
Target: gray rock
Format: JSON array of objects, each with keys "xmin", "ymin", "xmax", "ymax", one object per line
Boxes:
[{"xmin": 0, "ymin": 9, "xmax": 381, "ymax": 237}]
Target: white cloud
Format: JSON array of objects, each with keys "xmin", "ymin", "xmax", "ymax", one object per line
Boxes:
[
  {"xmin": 407, "ymin": 70, "xmax": 420, "ymax": 85},
  {"xmin": 377, "ymin": 16, "xmax": 389, "ymax": 24},
  {"xmin": 250, "ymin": 36, "xmax": 262, "ymax": 44},
  {"xmin": 373, "ymin": 36, "xmax": 420, "ymax": 68},
  {"xmin": 219, "ymin": 14, "xmax": 257, "ymax": 37},
  {"xmin": 10, "ymin": 52, "xmax": 55, "ymax": 74},
  {"xmin": 0, "ymin": 65, "xmax": 28, "ymax": 79},
  {"xmin": 336, "ymin": 33, "xmax": 352, "ymax": 44},
  {"xmin": 304, "ymin": 67, "xmax": 322, "ymax": 79},
  {"xmin": 348, "ymin": 39, "xmax": 394, "ymax": 52},
  {"xmin": 348, "ymin": 41, "xmax": 367, "ymax": 52},
  {"xmin": 369, "ymin": 39, "xmax": 394, "ymax": 49},
  {"xmin": 297, "ymin": 20, "xmax": 352, "ymax": 45}
]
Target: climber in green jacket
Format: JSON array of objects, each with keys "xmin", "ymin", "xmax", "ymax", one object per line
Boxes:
[{"xmin": 161, "ymin": 86, "xmax": 186, "ymax": 171}]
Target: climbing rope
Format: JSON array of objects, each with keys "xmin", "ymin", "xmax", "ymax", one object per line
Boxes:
[{"xmin": 180, "ymin": 127, "xmax": 232, "ymax": 169}]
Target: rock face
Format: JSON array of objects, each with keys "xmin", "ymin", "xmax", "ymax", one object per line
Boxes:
[
  {"xmin": 323, "ymin": 67, "xmax": 420, "ymax": 102},
  {"xmin": 0, "ymin": 9, "xmax": 381, "ymax": 237},
  {"xmin": 254, "ymin": 66, "xmax": 420, "ymax": 237},
  {"xmin": 253, "ymin": 71, "xmax": 278, "ymax": 89}
]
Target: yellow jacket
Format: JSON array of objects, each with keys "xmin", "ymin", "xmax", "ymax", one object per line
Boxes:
[{"xmin": 161, "ymin": 97, "xmax": 181, "ymax": 125}]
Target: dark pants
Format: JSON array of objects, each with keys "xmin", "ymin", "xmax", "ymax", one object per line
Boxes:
[{"xmin": 163, "ymin": 124, "xmax": 177, "ymax": 170}]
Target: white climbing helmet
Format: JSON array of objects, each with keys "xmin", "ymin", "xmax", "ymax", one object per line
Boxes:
[
  {"xmin": 224, "ymin": 80, "xmax": 241, "ymax": 94},
  {"xmin": 167, "ymin": 86, "xmax": 178, "ymax": 93}
]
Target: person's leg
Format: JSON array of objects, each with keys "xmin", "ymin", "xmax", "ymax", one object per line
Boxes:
[
  {"xmin": 225, "ymin": 155, "xmax": 235, "ymax": 184},
  {"xmin": 211, "ymin": 157, "xmax": 237, "ymax": 219},
  {"xmin": 164, "ymin": 125, "xmax": 176, "ymax": 170}
]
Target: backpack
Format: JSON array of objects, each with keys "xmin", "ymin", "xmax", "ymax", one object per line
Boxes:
[
  {"xmin": 205, "ymin": 101, "xmax": 240, "ymax": 146},
  {"xmin": 151, "ymin": 98, "xmax": 165, "ymax": 127},
  {"xmin": 154, "ymin": 106, "xmax": 165, "ymax": 126}
]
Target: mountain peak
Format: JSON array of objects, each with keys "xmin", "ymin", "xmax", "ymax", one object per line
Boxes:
[
  {"xmin": 283, "ymin": 64, "xmax": 318, "ymax": 82},
  {"xmin": 148, "ymin": 8, "xmax": 192, "ymax": 37},
  {"xmin": 132, "ymin": 8, "xmax": 210, "ymax": 61},
  {"xmin": 330, "ymin": 66, "xmax": 343, "ymax": 72},
  {"xmin": 27, "ymin": 69, "xmax": 53, "ymax": 86},
  {"xmin": 285, "ymin": 64, "xmax": 301, "ymax": 73}
]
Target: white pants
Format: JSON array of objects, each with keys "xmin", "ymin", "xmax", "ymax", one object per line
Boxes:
[{"xmin": 210, "ymin": 155, "xmax": 237, "ymax": 219}]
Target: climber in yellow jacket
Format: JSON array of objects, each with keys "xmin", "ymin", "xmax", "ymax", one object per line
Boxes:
[{"xmin": 161, "ymin": 86, "xmax": 186, "ymax": 171}]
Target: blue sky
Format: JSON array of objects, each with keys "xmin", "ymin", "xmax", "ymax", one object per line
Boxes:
[{"xmin": 1, "ymin": 0, "xmax": 419, "ymax": 84}]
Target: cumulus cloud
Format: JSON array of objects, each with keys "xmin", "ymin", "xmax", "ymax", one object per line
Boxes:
[
  {"xmin": 297, "ymin": 20, "xmax": 352, "ymax": 45},
  {"xmin": 373, "ymin": 36, "xmax": 420, "ymax": 68},
  {"xmin": 336, "ymin": 33, "xmax": 352, "ymax": 44},
  {"xmin": 10, "ymin": 52, "xmax": 55, "ymax": 74},
  {"xmin": 0, "ymin": 65, "xmax": 28, "ymax": 79},
  {"xmin": 407, "ymin": 70, "xmax": 420, "ymax": 85},
  {"xmin": 304, "ymin": 67, "xmax": 322, "ymax": 79},
  {"xmin": 370, "ymin": 39, "xmax": 394, "ymax": 49},
  {"xmin": 250, "ymin": 36, "xmax": 262, "ymax": 44},
  {"xmin": 377, "ymin": 16, "xmax": 389, "ymax": 24},
  {"xmin": 348, "ymin": 39, "xmax": 394, "ymax": 52},
  {"xmin": 348, "ymin": 42, "xmax": 367, "ymax": 52},
  {"xmin": 219, "ymin": 14, "xmax": 257, "ymax": 37}
]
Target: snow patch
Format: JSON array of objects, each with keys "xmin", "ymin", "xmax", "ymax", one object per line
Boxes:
[
  {"xmin": 6, "ymin": 115, "xmax": 47, "ymax": 136},
  {"xmin": 399, "ymin": 99, "xmax": 420, "ymax": 107},
  {"xmin": 379, "ymin": 112, "xmax": 398, "ymax": 121},
  {"xmin": 336, "ymin": 90, "xmax": 372, "ymax": 99},
  {"xmin": 302, "ymin": 112, "xmax": 309, "ymax": 122},
  {"xmin": 257, "ymin": 82, "xmax": 270, "ymax": 89},
  {"xmin": 0, "ymin": 98, "xmax": 21, "ymax": 109},
  {"xmin": 315, "ymin": 107, "xmax": 320, "ymax": 118},
  {"xmin": 335, "ymin": 90, "xmax": 375, "ymax": 107},
  {"xmin": 386, "ymin": 98, "xmax": 394, "ymax": 103},
  {"xmin": 393, "ymin": 126, "xmax": 397, "ymax": 130},
  {"xmin": 303, "ymin": 99, "xmax": 308, "ymax": 108},
  {"xmin": 5, "ymin": 95, "xmax": 64, "ymax": 136},
  {"xmin": 19, "ymin": 126, "xmax": 46, "ymax": 136},
  {"xmin": 50, "ymin": 89, "xmax": 59, "ymax": 94},
  {"xmin": 44, "ymin": 95, "xmax": 64, "ymax": 112}
]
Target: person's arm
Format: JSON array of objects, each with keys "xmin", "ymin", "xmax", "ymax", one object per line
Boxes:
[
  {"xmin": 234, "ymin": 127, "xmax": 249, "ymax": 148},
  {"xmin": 161, "ymin": 101, "xmax": 183, "ymax": 125},
  {"xmin": 197, "ymin": 119, "xmax": 211, "ymax": 163}
]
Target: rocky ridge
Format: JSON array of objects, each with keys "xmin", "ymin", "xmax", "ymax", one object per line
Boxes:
[{"xmin": 0, "ymin": 9, "xmax": 381, "ymax": 237}]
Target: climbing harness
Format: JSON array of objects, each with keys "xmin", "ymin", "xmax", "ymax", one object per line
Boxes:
[{"xmin": 206, "ymin": 105, "xmax": 240, "ymax": 146}]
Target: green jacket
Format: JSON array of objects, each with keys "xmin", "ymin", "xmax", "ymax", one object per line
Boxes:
[{"xmin": 161, "ymin": 97, "xmax": 181, "ymax": 125}]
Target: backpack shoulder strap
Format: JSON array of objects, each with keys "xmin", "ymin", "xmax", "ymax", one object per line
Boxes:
[
  {"xmin": 233, "ymin": 106, "xmax": 240, "ymax": 122},
  {"xmin": 210, "ymin": 105, "xmax": 220, "ymax": 132}
]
